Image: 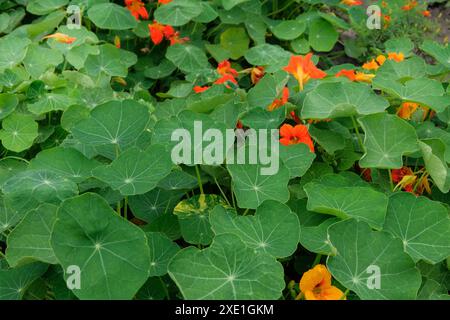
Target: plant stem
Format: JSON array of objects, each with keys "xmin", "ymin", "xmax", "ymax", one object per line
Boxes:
[
  {"xmin": 341, "ymin": 288, "xmax": 350, "ymax": 300},
  {"xmin": 116, "ymin": 201, "xmax": 121, "ymax": 215},
  {"xmin": 124, "ymin": 197, "xmax": 128, "ymax": 220},
  {"xmin": 388, "ymin": 169, "xmax": 395, "ymax": 191},
  {"xmin": 195, "ymin": 165, "xmax": 204, "ymax": 195},
  {"xmin": 269, "ymin": 0, "xmax": 295, "ymax": 16},
  {"xmin": 214, "ymin": 177, "xmax": 231, "ymax": 206},
  {"xmin": 312, "ymin": 253, "xmax": 322, "ymax": 267},
  {"xmin": 242, "ymin": 208, "xmax": 250, "ymax": 216},
  {"xmin": 351, "ymin": 116, "xmax": 364, "ymax": 151},
  {"xmin": 231, "ymin": 184, "xmax": 236, "ymax": 209}
]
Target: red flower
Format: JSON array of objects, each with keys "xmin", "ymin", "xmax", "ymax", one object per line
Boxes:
[
  {"xmin": 214, "ymin": 74, "xmax": 238, "ymax": 86},
  {"xmin": 193, "ymin": 86, "xmax": 210, "ymax": 93},
  {"xmin": 125, "ymin": 0, "xmax": 149, "ymax": 20},
  {"xmin": 283, "ymin": 53, "xmax": 327, "ymax": 91},
  {"xmin": 158, "ymin": 0, "xmax": 172, "ymax": 4},
  {"xmin": 149, "ymin": 21, "xmax": 166, "ymax": 45},
  {"xmin": 279, "ymin": 124, "xmax": 315, "ymax": 153},
  {"xmin": 217, "ymin": 60, "xmax": 239, "ymax": 77},
  {"xmin": 268, "ymin": 87, "xmax": 289, "ymax": 111}
]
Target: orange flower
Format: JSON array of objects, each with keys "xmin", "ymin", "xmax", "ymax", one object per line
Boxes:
[
  {"xmin": 125, "ymin": 0, "xmax": 149, "ymax": 20},
  {"xmin": 217, "ymin": 60, "xmax": 239, "ymax": 77},
  {"xmin": 299, "ymin": 264, "xmax": 346, "ymax": 300},
  {"xmin": 362, "ymin": 59, "xmax": 380, "ymax": 70},
  {"xmin": 416, "ymin": 174, "xmax": 432, "ymax": 195},
  {"xmin": 268, "ymin": 87, "xmax": 289, "ymax": 111},
  {"xmin": 340, "ymin": 0, "xmax": 363, "ymax": 5},
  {"xmin": 383, "ymin": 15, "xmax": 391, "ymax": 23},
  {"xmin": 283, "ymin": 53, "xmax": 327, "ymax": 91},
  {"xmin": 43, "ymin": 33, "xmax": 76, "ymax": 44},
  {"xmin": 388, "ymin": 52, "xmax": 404, "ymax": 62},
  {"xmin": 422, "ymin": 10, "xmax": 431, "ymax": 17},
  {"xmin": 251, "ymin": 66, "xmax": 265, "ymax": 84},
  {"xmin": 397, "ymin": 102, "xmax": 419, "ymax": 119},
  {"xmin": 158, "ymin": 0, "xmax": 172, "ymax": 3},
  {"xmin": 335, "ymin": 69, "xmax": 356, "ymax": 81},
  {"xmin": 279, "ymin": 124, "xmax": 315, "ymax": 153},
  {"xmin": 402, "ymin": 0, "xmax": 418, "ymax": 11},
  {"xmin": 193, "ymin": 86, "xmax": 210, "ymax": 93},
  {"xmin": 376, "ymin": 55, "xmax": 386, "ymax": 65}
]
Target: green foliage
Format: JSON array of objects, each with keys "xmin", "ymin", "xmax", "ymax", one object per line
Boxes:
[{"xmin": 0, "ymin": 0, "xmax": 448, "ymax": 302}]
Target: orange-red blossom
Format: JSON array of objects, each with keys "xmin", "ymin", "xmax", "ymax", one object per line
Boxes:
[
  {"xmin": 148, "ymin": 21, "xmax": 189, "ymax": 46},
  {"xmin": 283, "ymin": 53, "xmax": 327, "ymax": 91},
  {"xmin": 125, "ymin": 0, "xmax": 149, "ymax": 20},
  {"xmin": 299, "ymin": 264, "xmax": 346, "ymax": 300},
  {"xmin": 279, "ymin": 124, "xmax": 315, "ymax": 153},
  {"xmin": 43, "ymin": 33, "xmax": 76, "ymax": 44}
]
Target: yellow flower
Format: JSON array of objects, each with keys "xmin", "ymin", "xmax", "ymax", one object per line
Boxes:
[
  {"xmin": 355, "ymin": 72, "xmax": 375, "ymax": 83},
  {"xmin": 299, "ymin": 264, "xmax": 346, "ymax": 300}
]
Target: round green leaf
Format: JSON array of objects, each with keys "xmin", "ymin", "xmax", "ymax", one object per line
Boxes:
[
  {"xmin": 272, "ymin": 20, "xmax": 306, "ymax": 41},
  {"xmin": 154, "ymin": 0, "xmax": 202, "ymax": 27},
  {"xmin": 358, "ymin": 113, "xmax": 420, "ymax": 169},
  {"xmin": 227, "ymin": 161, "xmax": 290, "ymax": 209},
  {"xmin": 29, "ymin": 147, "xmax": 100, "ymax": 183},
  {"xmin": 220, "ymin": 27, "xmax": 249, "ymax": 60},
  {"xmin": 168, "ymin": 234, "xmax": 285, "ymax": 299},
  {"xmin": 0, "ymin": 113, "xmax": 38, "ymax": 152},
  {"xmin": 0, "ymin": 262, "xmax": 48, "ymax": 300},
  {"xmin": 51, "ymin": 193, "xmax": 151, "ymax": 300},
  {"xmin": 302, "ymin": 82, "xmax": 389, "ymax": 119},
  {"xmin": 309, "ymin": 18, "xmax": 338, "ymax": 52},
  {"xmin": 6, "ymin": 204, "xmax": 58, "ymax": 267},
  {"xmin": 210, "ymin": 200, "xmax": 300, "ymax": 258},
  {"xmin": 88, "ymin": 3, "xmax": 138, "ymax": 30},
  {"xmin": 327, "ymin": 219, "xmax": 422, "ymax": 300},
  {"xmin": 2, "ymin": 170, "xmax": 78, "ymax": 205},
  {"xmin": 71, "ymin": 100, "xmax": 150, "ymax": 151},
  {"xmin": 304, "ymin": 173, "xmax": 388, "ymax": 229},
  {"xmin": 129, "ymin": 188, "xmax": 184, "ymax": 223},
  {"xmin": 0, "ymin": 36, "xmax": 30, "ymax": 71},
  {"xmin": 146, "ymin": 232, "xmax": 180, "ymax": 277},
  {"xmin": 244, "ymin": 44, "xmax": 291, "ymax": 72},
  {"xmin": 92, "ymin": 145, "xmax": 173, "ymax": 196},
  {"xmin": 384, "ymin": 192, "xmax": 450, "ymax": 264},
  {"xmin": 0, "ymin": 93, "xmax": 18, "ymax": 120},
  {"xmin": 166, "ymin": 44, "xmax": 210, "ymax": 74}
]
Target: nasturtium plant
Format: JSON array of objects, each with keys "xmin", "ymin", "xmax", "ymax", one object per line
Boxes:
[{"xmin": 0, "ymin": 0, "xmax": 448, "ymax": 302}]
